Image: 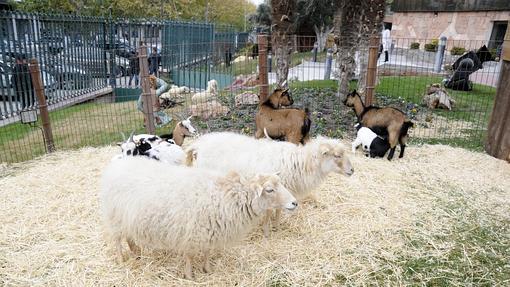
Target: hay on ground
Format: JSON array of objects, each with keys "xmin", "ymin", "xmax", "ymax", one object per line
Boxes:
[{"xmin": 0, "ymin": 142, "xmax": 509, "ymax": 286}]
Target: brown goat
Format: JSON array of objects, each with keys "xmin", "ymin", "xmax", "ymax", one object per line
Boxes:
[
  {"xmin": 159, "ymin": 117, "xmax": 197, "ymax": 146},
  {"xmin": 343, "ymin": 90, "xmax": 414, "ymax": 160},
  {"xmin": 255, "ymin": 88, "xmax": 312, "ymax": 145}
]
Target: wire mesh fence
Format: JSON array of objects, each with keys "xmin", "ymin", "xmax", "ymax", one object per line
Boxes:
[{"xmin": 0, "ymin": 12, "xmax": 503, "ymax": 163}]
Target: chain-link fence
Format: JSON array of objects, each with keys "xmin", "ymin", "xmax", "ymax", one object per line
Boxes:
[{"xmin": 0, "ymin": 13, "xmax": 502, "ymax": 163}]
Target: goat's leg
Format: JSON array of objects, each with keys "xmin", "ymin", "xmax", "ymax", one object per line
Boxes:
[
  {"xmin": 399, "ymin": 135, "xmax": 408, "ymax": 158},
  {"xmin": 255, "ymin": 128, "xmax": 264, "ymax": 139},
  {"xmin": 127, "ymin": 237, "xmax": 141, "ymax": 257},
  {"xmin": 202, "ymin": 250, "xmax": 211, "ymax": 273},
  {"xmin": 387, "ymin": 130, "xmax": 399, "ymax": 161},
  {"xmin": 184, "ymin": 254, "xmax": 193, "ymax": 279}
]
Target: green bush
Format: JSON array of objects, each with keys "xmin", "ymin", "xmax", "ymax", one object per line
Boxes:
[
  {"xmin": 424, "ymin": 39, "xmax": 439, "ymax": 52},
  {"xmin": 410, "ymin": 42, "xmax": 420, "ymax": 49},
  {"xmin": 450, "ymin": 46, "xmax": 466, "ymax": 55}
]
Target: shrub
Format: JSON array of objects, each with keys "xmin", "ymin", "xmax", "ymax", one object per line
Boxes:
[
  {"xmin": 450, "ymin": 46, "xmax": 466, "ymax": 55},
  {"xmin": 410, "ymin": 42, "xmax": 420, "ymax": 49},
  {"xmin": 424, "ymin": 39, "xmax": 439, "ymax": 52}
]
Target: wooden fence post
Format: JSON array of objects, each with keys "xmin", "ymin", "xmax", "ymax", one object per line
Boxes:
[
  {"xmin": 28, "ymin": 58, "xmax": 55, "ymax": 153},
  {"xmin": 486, "ymin": 29, "xmax": 510, "ymax": 163},
  {"xmin": 365, "ymin": 36, "xmax": 380, "ymax": 106},
  {"xmin": 258, "ymin": 34, "xmax": 269, "ymax": 103},
  {"xmin": 139, "ymin": 45, "xmax": 156, "ymax": 134}
]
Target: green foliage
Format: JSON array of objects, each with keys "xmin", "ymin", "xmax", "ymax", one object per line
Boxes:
[
  {"xmin": 14, "ymin": 0, "xmax": 256, "ymax": 30},
  {"xmin": 410, "ymin": 42, "xmax": 420, "ymax": 49},
  {"xmin": 424, "ymin": 41, "xmax": 438, "ymax": 52},
  {"xmin": 450, "ymin": 46, "xmax": 466, "ymax": 55}
]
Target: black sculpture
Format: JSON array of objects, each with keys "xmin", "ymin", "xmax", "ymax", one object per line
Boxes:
[{"xmin": 444, "ymin": 45, "xmax": 492, "ymax": 91}]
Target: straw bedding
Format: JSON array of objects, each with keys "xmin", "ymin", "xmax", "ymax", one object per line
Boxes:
[{"xmin": 1, "ymin": 143, "xmax": 509, "ymax": 286}]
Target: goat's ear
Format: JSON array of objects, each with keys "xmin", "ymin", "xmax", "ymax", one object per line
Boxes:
[{"xmin": 116, "ymin": 142, "xmax": 123, "ymax": 146}]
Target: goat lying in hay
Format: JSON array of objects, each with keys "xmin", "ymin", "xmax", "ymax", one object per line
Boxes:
[
  {"xmin": 255, "ymin": 88, "xmax": 312, "ymax": 145},
  {"xmin": 352, "ymin": 123, "xmax": 391, "ymax": 158},
  {"xmin": 343, "ymin": 90, "xmax": 414, "ymax": 160}
]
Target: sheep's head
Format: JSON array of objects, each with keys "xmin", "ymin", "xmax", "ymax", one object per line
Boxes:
[
  {"xmin": 343, "ymin": 90, "xmax": 361, "ymax": 107},
  {"xmin": 317, "ymin": 139, "xmax": 354, "ymax": 177},
  {"xmin": 207, "ymin": 80, "xmax": 218, "ymax": 93},
  {"xmin": 244, "ymin": 173, "xmax": 298, "ymax": 213},
  {"xmin": 265, "ymin": 88, "xmax": 294, "ymax": 108}
]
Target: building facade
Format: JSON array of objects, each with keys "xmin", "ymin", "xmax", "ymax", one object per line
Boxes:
[{"xmin": 390, "ymin": 0, "xmax": 509, "ymax": 49}]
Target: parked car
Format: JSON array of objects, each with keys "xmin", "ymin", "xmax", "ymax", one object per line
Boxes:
[
  {"xmin": 39, "ymin": 35, "xmax": 65, "ymax": 55},
  {"xmin": 0, "ymin": 58, "xmax": 57, "ymax": 101},
  {"xmin": 41, "ymin": 58, "xmax": 90, "ymax": 90}
]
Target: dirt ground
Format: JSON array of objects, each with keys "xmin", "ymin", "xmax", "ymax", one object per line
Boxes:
[{"xmin": 0, "ymin": 142, "xmax": 509, "ymax": 286}]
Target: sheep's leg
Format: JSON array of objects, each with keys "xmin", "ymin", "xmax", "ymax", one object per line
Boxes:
[
  {"xmin": 202, "ymin": 250, "xmax": 211, "ymax": 273},
  {"xmin": 262, "ymin": 210, "xmax": 272, "ymax": 238},
  {"xmin": 272, "ymin": 208, "xmax": 282, "ymax": 231},
  {"xmin": 184, "ymin": 254, "xmax": 193, "ymax": 279},
  {"xmin": 127, "ymin": 238, "xmax": 141, "ymax": 257},
  {"xmin": 114, "ymin": 235, "xmax": 126, "ymax": 263}
]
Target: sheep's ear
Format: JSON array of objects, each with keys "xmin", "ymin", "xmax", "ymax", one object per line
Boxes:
[{"xmin": 319, "ymin": 143, "xmax": 330, "ymax": 155}]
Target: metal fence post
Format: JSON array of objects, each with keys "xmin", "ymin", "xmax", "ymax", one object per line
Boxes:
[
  {"xmin": 28, "ymin": 59, "xmax": 55, "ymax": 153},
  {"xmin": 365, "ymin": 36, "xmax": 380, "ymax": 106},
  {"xmin": 258, "ymin": 34, "xmax": 269, "ymax": 102},
  {"xmin": 268, "ymin": 51, "xmax": 272, "ymax": 73},
  {"xmin": 313, "ymin": 42, "xmax": 318, "ymax": 62},
  {"xmin": 434, "ymin": 36, "xmax": 447, "ymax": 73},
  {"xmin": 324, "ymin": 48, "xmax": 333, "ymax": 80},
  {"xmin": 139, "ymin": 46, "xmax": 156, "ymax": 134}
]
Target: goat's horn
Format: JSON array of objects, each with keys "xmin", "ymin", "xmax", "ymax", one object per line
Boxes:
[
  {"xmin": 128, "ymin": 130, "xmax": 135, "ymax": 142},
  {"xmin": 120, "ymin": 132, "xmax": 126, "ymax": 141}
]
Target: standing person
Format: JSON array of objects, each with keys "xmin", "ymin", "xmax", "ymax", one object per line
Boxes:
[
  {"xmin": 128, "ymin": 51, "xmax": 140, "ymax": 87},
  {"xmin": 148, "ymin": 47, "xmax": 160, "ymax": 76},
  {"xmin": 11, "ymin": 55, "xmax": 34, "ymax": 111},
  {"xmin": 381, "ymin": 25, "xmax": 391, "ymax": 63},
  {"xmin": 137, "ymin": 75, "xmax": 170, "ymax": 127}
]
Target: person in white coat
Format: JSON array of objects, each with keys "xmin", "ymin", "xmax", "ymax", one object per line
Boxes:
[{"xmin": 381, "ymin": 26, "xmax": 391, "ymax": 62}]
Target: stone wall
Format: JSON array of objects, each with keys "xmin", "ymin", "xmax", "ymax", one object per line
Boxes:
[{"xmin": 391, "ymin": 11, "xmax": 510, "ymax": 49}]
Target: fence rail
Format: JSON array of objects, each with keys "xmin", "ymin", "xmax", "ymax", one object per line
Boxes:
[{"xmin": 0, "ymin": 11, "xmax": 504, "ymax": 163}]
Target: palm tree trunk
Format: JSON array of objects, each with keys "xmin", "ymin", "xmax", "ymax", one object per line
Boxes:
[{"xmin": 271, "ymin": 0, "xmax": 296, "ymax": 88}]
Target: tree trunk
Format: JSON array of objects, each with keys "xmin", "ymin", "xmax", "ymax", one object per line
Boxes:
[
  {"xmin": 357, "ymin": 0, "xmax": 386, "ymax": 96},
  {"xmin": 271, "ymin": 0, "xmax": 296, "ymax": 88},
  {"xmin": 334, "ymin": 1, "xmax": 359, "ymax": 101},
  {"xmin": 314, "ymin": 25, "xmax": 333, "ymax": 53}
]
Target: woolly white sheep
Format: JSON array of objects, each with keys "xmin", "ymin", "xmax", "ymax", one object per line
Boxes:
[
  {"xmin": 352, "ymin": 123, "xmax": 391, "ymax": 158},
  {"xmin": 191, "ymin": 79, "xmax": 218, "ymax": 103},
  {"xmin": 185, "ymin": 132, "xmax": 354, "ymax": 235},
  {"xmin": 100, "ymin": 157, "xmax": 297, "ymax": 279}
]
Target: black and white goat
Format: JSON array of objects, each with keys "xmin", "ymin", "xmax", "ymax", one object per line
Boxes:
[
  {"xmin": 352, "ymin": 123, "xmax": 391, "ymax": 158},
  {"xmin": 114, "ymin": 132, "xmax": 185, "ymax": 165}
]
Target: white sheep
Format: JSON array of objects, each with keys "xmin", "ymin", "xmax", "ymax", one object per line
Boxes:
[
  {"xmin": 191, "ymin": 79, "xmax": 218, "ymax": 103},
  {"xmin": 185, "ymin": 132, "xmax": 354, "ymax": 235},
  {"xmin": 160, "ymin": 85, "xmax": 191, "ymax": 100},
  {"xmin": 100, "ymin": 157, "xmax": 297, "ymax": 279},
  {"xmin": 352, "ymin": 123, "xmax": 391, "ymax": 158}
]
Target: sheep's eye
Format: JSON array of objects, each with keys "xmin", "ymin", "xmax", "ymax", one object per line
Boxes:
[{"xmin": 265, "ymin": 188, "xmax": 274, "ymax": 193}]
